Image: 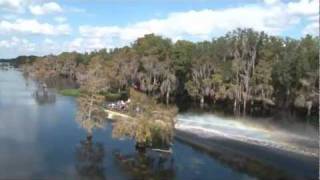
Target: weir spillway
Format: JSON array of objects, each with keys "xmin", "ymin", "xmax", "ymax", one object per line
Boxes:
[{"xmin": 175, "ymin": 113, "xmax": 318, "ymax": 157}]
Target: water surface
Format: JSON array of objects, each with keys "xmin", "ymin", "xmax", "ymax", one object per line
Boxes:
[{"xmin": 0, "ymin": 68, "xmax": 258, "ymax": 179}]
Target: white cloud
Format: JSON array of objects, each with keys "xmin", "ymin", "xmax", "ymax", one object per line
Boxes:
[
  {"xmin": 44, "ymin": 38, "xmax": 53, "ymax": 44},
  {"xmin": 285, "ymin": 0, "xmax": 318, "ymax": 36},
  {"xmin": 0, "ymin": 0, "xmax": 24, "ymax": 12},
  {"xmin": 1, "ymin": 13, "xmax": 18, "ymax": 20},
  {"xmin": 0, "ymin": 19, "xmax": 71, "ymax": 35},
  {"xmin": 76, "ymin": 4, "xmax": 304, "ymax": 52},
  {"xmin": 54, "ymin": 16, "xmax": 67, "ymax": 23},
  {"xmin": 29, "ymin": 2, "xmax": 63, "ymax": 15},
  {"xmin": 264, "ymin": 0, "xmax": 280, "ymax": 5},
  {"xmin": 307, "ymin": 15, "xmax": 318, "ymax": 22},
  {"xmin": 67, "ymin": 36, "xmax": 116, "ymax": 53},
  {"xmin": 74, "ymin": 1, "xmax": 318, "ymax": 53},
  {"xmin": 287, "ymin": 0, "xmax": 318, "ymax": 16},
  {"xmin": 0, "ymin": 36, "xmax": 66, "ymax": 58},
  {"xmin": 1, "ymin": 0, "xmax": 318, "ymax": 58},
  {"xmin": 0, "ymin": 1, "xmax": 65, "ymax": 15},
  {"xmin": 0, "ymin": 37, "xmax": 35, "ymax": 56}
]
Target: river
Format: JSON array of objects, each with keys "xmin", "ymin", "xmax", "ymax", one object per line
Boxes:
[{"xmin": 0, "ymin": 68, "xmax": 318, "ymax": 179}]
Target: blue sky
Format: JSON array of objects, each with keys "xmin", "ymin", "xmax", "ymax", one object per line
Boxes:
[{"xmin": 0, "ymin": 0, "xmax": 318, "ymax": 58}]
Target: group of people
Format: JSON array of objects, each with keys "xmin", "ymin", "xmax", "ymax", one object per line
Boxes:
[{"xmin": 106, "ymin": 99, "xmax": 131, "ymax": 112}]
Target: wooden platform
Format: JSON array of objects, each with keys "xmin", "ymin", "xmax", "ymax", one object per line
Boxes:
[{"xmin": 104, "ymin": 109, "xmax": 134, "ymax": 120}]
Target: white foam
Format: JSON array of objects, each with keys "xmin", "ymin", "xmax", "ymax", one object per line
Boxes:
[{"xmin": 175, "ymin": 113, "xmax": 318, "ymax": 157}]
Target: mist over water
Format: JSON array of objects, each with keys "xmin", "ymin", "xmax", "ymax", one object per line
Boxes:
[{"xmin": 176, "ymin": 112, "xmax": 319, "ymax": 157}]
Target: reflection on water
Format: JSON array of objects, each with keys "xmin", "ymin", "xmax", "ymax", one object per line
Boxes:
[
  {"xmin": 114, "ymin": 149, "xmax": 175, "ymax": 179},
  {"xmin": 33, "ymin": 88, "xmax": 56, "ymax": 105},
  {"xmin": 44, "ymin": 75, "xmax": 79, "ymax": 89},
  {"xmin": 0, "ymin": 68, "xmax": 316, "ymax": 179},
  {"xmin": 75, "ymin": 136, "xmax": 105, "ymax": 180}
]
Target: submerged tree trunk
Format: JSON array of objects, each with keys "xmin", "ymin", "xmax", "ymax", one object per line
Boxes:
[
  {"xmin": 88, "ymin": 95, "xmax": 93, "ymax": 120},
  {"xmin": 233, "ymin": 99, "xmax": 237, "ymax": 115},
  {"xmin": 166, "ymin": 91, "xmax": 170, "ymax": 105},
  {"xmin": 200, "ymin": 96, "xmax": 204, "ymax": 109},
  {"xmin": 250, "ymin": 100, "xmax": 254, "ymax": 115},
  {"xmin": 86, "ymin": 132, "xmax": 93, "ymax": 141},
  {"xmin": 306, "ymin": 101, "xmax": 312, "ymax": 116},
  {"xmin": 284, "ymin": 89, "xmax": 291, "ymax": 110},
  {"xmin": 243, "ymin": 94, "xmax": 247, "ymax": 116},
  {"xmin": 135, "ymin": 142, "xmax": 147, "ymax": 153}
]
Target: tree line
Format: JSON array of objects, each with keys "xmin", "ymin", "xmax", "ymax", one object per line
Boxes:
[{"xmin": 17, "ymin": 28, "xmax": 319, "ymax": 118}]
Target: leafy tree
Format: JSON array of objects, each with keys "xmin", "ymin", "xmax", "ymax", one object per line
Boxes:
[
  {"xmin": 185, "ymin": 58, "xmax": 215, "ymax": 108},
  {"xmin": 133, "ymin": 34, "xmax": 172, "ymax": 61},
  {"xmin": 228, "ymin": 28, "xmax": 262, "ymax": 115},
  {"xmin": 76, "ymin": 56, "xmax": 108, "ymax": 138},
  {"xmin": 19, "ymin": 29, "xmax": 319, "ymax": 118},
  {"xmin": 272, "ymin": 38, "xmax": 299, "ymax": 109},
  {"xmin": 171, "ymin": 40, "xmax": 195, "ymax": 80},
  {"xmin": 160, "ymin": 69, "xmax": 177, "ymax": 105},
  {"xmin": 112, "ymin": 88, "xmax": 177, "ymax": 148}
]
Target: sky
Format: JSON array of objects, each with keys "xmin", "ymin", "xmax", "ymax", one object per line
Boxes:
[{"xmin": 0, "ymin": 0, "xmax": 318, "ymax": 58}]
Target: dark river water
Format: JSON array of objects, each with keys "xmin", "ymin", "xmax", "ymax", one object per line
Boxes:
[{"xmin": 0, "ymin": 68, "xmax": 317, "ymax": 179}]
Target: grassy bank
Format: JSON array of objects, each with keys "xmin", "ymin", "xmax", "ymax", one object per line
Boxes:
[
  {"xmin": 59, "ymin": 89, "xmax": 81, "ymax": 97},
  {"xmin": 58, "ymin": 88, "xmax": 127, "ymax": 99},
  {"xmin": 101, "ymin": 91, "xmax": 128, "ymax": 101}
]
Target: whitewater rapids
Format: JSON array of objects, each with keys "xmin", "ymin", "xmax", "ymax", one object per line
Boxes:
[{"xmin": 175, "ymin": 113, "xmax": 318, "ymax": 157}]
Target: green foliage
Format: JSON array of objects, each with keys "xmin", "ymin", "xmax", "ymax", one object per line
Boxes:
[
  {"xmin": 103, "ymin": 92, "xmax": 124, "ymax": 101},
  {"xmin": 185, "ymin": 80, "xmax": 199, "ymax": 98},
  {"xmin": 59, "ymin": 88, "xmax": 81, "ymax": 97},
  {"xmin": 133, "ymin": 34, "xmax": 172, "ymax": 61},
  {"xmin": 18, "ymin": 29, "xmax": 319, "ymax": 117},
  {"xmin": 112, "ymin": 88, "xmax": 177, "ymax": 145},
  {"xmin": 171, "ymin": 40, "xmax": 195, "ymax": 77},
  {"xmin": 294, "ymin": 94, "xmax": 306, "ymax": 108}
]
